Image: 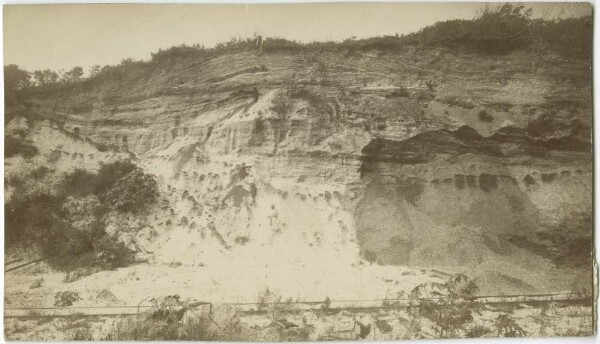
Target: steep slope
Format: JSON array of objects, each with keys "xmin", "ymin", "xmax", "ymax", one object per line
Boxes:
[
  {"xmin": 355, "ymin": 124, "xmax": 591, "ymax": 293},
  {"xmin": 7, "ymin": 43, "xmax": 593, "ymax": 299}
]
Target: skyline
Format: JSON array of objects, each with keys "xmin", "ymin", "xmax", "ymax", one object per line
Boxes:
[{"xmin": 4, "ymin": 2, "xmax": 592, "ymax": 73}]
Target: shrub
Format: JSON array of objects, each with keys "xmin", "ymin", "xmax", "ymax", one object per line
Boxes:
[
  {"xmin": 410, "ymin": 274, "xmax": 479, "ymax": 338},
  {"xmin": 466, "ymin": 323, "xmax": 492, "ymax": 338},
  {"xmin": 54, "ymin": 291, "xmax": 82, "ymax": 306},
  {"xmin": 5, "ymin": 192, "xmax": 66, "ymax": 246},
  {"xmin": 494, "ymin": 313, "xmax": 526, "ymax": 337},
  {"xmin": 101, "ymin": 169, "xmax": 159, "ymax": 212},
  {"xmin": 94, "ymin": 236, "xmax": 135, "ymax": 269},
  {"xmin": 102, "ymin": 295, "xmax": 225, "ymax": 341},
  {"xmin": 470, "ymin": 4, "xmax": 532, "ymax": 54},
  {"xmin": 36, "ymin": 204, "xmax": 134, "ymax": 272},
  {"xmin": 5, "ymin": 135, "xmax": 39, "ymax": 158},
  {"xmin": 29, "ymin": 166, "xmax": 51, "ymax": 179},
  {"xmin": 41, "ymin": 224, "xmax": 96, "ymax": 271},
  {"xmin": 95, "ymin": 160, "xmax": 137, "ymax": 194},
  {"xmin": 5, "ymin": 160, "xmax": 153, "ymax": 272},
  {"xmin": 60, "ymin": 169, "xmax": 98, "ymax": 197}
]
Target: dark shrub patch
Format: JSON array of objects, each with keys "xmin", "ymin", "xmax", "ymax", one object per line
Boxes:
[
  {"xmin": 5, "ymin": 192, "xmax": 66, "ymax": 246},
  {"xmin": 94, "ymin": 236, "xmax": 136, "ymax": 269},
  {"xmin": 5, "ymin": 135, "xmax": 39, "ymax": 158},
  {"xmin": 101, "ymin": 169, "xmax": 159, "ymax": 212},
  {"xmin": 42, "ymin": 225, "xmax": 97, "ymax": 271},
  {"xmin": 29, "ymin": 166, "xmax": 51, "ymax": 179},
  {"xmin": 95, "ymin": 160, "xmax": 137, "ymax": 194},
  {"xmin": 5, "ymin": 160, "xmax": 154, "ymax": 272},
  {"xmin": 60, "ymin": 169, "xmax": 98, "ymax": 197}
]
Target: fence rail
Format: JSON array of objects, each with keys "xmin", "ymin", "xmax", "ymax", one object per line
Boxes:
[{"xmin": 4, "ymin": 292, "xmax": 592, "ymax": 319}]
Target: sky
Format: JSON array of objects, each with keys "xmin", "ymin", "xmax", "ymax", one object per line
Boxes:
[{"xmin": 3, "ymin": 2, "xmax": 592, "ymax": 73}]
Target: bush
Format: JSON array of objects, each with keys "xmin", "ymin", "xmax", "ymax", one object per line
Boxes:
[
  {"xmin": 5, "ymin": 192, "xmax": 66, "ymax": 246},
  {"xmin": 95, "ymin": 160, "xmax": 137, "ymax": 194},
  {"xmin": 41, "ymin": 222, "xmax": 100, "ymax": 272},
  {"xmin": 60, "ymin": 169, "xmax": 99, "ymax": 197},
  {"xmin": 5, "ymin": 135, "xmax": 39, "ymax": 158},
  {"xmin": 399, "ymin": 3, "xmax": 590, "ymax": 58},
  {"xmin": 5, "ymin": 160, "xmax": 154, "ymax": 272},
  {"xmin": 410, "ymin": 274, "xmax": 479, "ymax": 338},
  {"xmin": 94, "ymin": 236, "xmax": 135, "ymax": 269},
  {"xmin": 466, "ymin": 323, "xmax": 492, "ymax": 338},
  {"xmin": 470, "ymin": 4, "xmax": 532, "ymax": 53},
  {"xmin": 54, "ymin": 291, "xmax": 82, "ymax": 307},
  {"xmin": 494, "ymin": 313, "xmax": 526, "ymax": 337},
  {"xmin": 101, "ymin": 169, "xmax": 158, "ymax": 212},
  {"xmin": 102, "ymin": 295, "xmax": 217, "ymax": 340}
]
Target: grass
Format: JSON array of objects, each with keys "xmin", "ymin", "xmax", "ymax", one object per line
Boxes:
[{"xmin": 4, "ymin": 298, "xmax": 593, "ymax": 341}]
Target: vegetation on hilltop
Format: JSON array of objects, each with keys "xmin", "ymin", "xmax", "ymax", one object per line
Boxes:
[{"xmin": 3, "ymin": 3, "xmax": 591, "ymax": 106}]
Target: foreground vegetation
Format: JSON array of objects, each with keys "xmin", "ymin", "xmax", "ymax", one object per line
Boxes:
[
  {"xmin": 5, "ymin": 158, "xmax": 158, "ymax": 275},
  {"xmin": 4, "ymin": 274, "xmax": 594, "ymax": 341}
]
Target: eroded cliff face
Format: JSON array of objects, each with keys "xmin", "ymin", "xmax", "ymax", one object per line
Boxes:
[
  {"xmin": 355, "ymin": 125, "xmax": 591, "ymax": 293},
  {"xmin": 8, "ymin": 46, "xmax": 592, "ymax": 294}
]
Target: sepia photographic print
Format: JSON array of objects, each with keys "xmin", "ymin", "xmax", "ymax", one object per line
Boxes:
[{"xmin": 3, "ymin": 2, "xmax": 596, "ymax": 341}]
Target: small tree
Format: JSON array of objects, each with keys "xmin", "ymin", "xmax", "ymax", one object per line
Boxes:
[
  {"xmin": 4, "ymin": 64, "xmax": 31, "ymax": 105},
  {"xmin": 89, "ymin": 65, "xmax": 102, "ymax": 78},
  {"xmin": 62, "ymin": 66, "xmax": 84, "ymax": 83},
  {"xmin": 32, "ymin": 69, "xmax": 59, "ymax": 86},
  {"xmin": 410, "ymin": 274, "xmax": 479, "ymax": 338},
  {"xmin": 472, "ymin": 3, "xmax": 533, "ymax": 53}
]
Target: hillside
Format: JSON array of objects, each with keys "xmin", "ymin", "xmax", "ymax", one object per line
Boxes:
[{"xmin": 5, "ymin": 13, "xmax": 593, "ymax": 307}]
